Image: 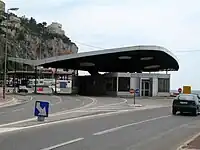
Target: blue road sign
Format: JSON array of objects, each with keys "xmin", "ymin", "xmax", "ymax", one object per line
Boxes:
[
  {"xmin": 135, "ymin": 88, "xmax": 140, "ymax": 94},
  {"xmin": 34, "ymin": 101, "xmax": 49, "ymax": 117}
]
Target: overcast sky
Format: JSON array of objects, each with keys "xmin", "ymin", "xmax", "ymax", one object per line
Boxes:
[{"xmin": 4, "ymin": 0, "xmax": 200, "ymax": 90}]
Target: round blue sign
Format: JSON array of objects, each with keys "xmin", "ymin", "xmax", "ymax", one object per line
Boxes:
[{"xmin": 135, "ymin": 88, "xmax": 140, "ymax": 94}]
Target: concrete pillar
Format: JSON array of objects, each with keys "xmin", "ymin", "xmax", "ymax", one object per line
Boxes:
[
  {"xmin": 130, "ymin": 77, "xmax": 140, "ymax": 96},
  {"xmin": 54, "ymin": 68, "xmax": 57, "ymax": 94},
  {"xmin": 116, "ymin": 77, "xmax": 119, "ymax": 92},
  {"xmin": 152, "ymin": 77, "xmax": 158, "ymax": 96},
  {"xmin": 34, "ymin": 66, "xmax": 37, "ymax": 94},
  {"xmin": 130, "ymin": 77, "xmax": 140, "ymax": 90}
]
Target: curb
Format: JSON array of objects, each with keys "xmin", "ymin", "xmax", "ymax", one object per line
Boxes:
[
  {"xmin": 177, "ymin": 132, "xmax": 200, "ymax": 150},
  {"xmin": 10, "ymin": 96, "xmax": 33, "ymax": 107},
  {"xmin": 0, "ymin": 97, "xmax": 16, "ymax": 108},
  {"xmin": 0, "ymin": 96, "xmax": 33, "ymax": 108}
]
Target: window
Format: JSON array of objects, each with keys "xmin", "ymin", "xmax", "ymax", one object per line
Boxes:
[
  {"xmin": 118, "ymin": 77, "xmax": 130, "ymax": 91},
  {"xmin": 105, "ymin": 77, "xmax": 117, "ymax": 91},
  {"xmin": 158, "ymin": 78, "xmax": 170, "ymax": 92},
  {"xmin": 177, "ymin": 94, "xmax": 195, "ymax": 101}
]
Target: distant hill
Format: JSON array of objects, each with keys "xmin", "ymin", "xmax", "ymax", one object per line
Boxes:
[{"xmin": 0, "ymin": 12, "xmax": 78, "ymax": 71}]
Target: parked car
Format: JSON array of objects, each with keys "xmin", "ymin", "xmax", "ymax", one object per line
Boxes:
[
  {"xmin": 18, "ymin": 86, "xmax": 28, "ymax": 93},
  {"xmin": 172, "ymin": 93, "xmax": 200, "ymax": 116}
]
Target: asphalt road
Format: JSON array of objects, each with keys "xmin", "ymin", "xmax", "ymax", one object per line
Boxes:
[
  {"xmin": 0, "ymin": 107, "xmax": 200, "ymax": 150},
  {"xmin": 0, "ymin": 95, "xmax": 127, "ymax": 125},
  {"xmin": 0, "ymin": 95, "xmax": 92, "ymax": 124}
]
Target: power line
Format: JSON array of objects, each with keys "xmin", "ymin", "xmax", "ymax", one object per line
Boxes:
[
  {"xmin": 74, "ymin": 41, "xmax": 104, "ymax": 50},
  {"xmin": 174, "ymin": 50, "xmax": 200, "ymax": 53},
  {"xmin": 74, "ymin": 40, "xmax": 200, "ymax": 54}
]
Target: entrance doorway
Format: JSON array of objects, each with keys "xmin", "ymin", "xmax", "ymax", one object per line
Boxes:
[{"xmin": 141, "ymin": 79, "xmax": 152, "ymax": 96}]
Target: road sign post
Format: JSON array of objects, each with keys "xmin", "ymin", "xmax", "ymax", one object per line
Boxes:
[
  {"xmin": 37, "ymin": 116, "xmax": 45, "ymax": 121},
  {"xmin": 130, "ymin": 88, "xmax": 140, "ymax": 105},
  {"xmin": 130, "ymin": 89, "xmax": 135, "ymax": 104},
  {"xmin": 34, "ymin": 101, "xmax": 49, "ymax": 122}
]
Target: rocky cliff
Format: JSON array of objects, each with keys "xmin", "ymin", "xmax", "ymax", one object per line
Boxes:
[{"xmin": 0, "ymin": 13, "xmax": 78, "ymax": 70}]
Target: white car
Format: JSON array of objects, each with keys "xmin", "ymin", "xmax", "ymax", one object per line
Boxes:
[{"xmin": 18, "ymin": 86, "xmax": 28, "ymax": 93}]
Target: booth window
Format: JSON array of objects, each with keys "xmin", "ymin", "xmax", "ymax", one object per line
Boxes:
[
  {"xmin": 158, "ymin": 78, "xmax": 170, "ymax": 92},
  {"xmin": 118, "ymin": 77, "xmax": 130, "ymax": 91},
  {"xmin": 105, "ymin": 77, "xmax": 117, "ymax": 91}
]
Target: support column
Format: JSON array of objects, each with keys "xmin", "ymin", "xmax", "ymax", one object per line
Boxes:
[
  {"xmin": 152, "ymin": 77, "xmax": 158, "ymax": 96},
  {"xmin": 13, "ymin": 61, "xmax": 16, "ymax": 93},
  {"xmin": 116, "ymin": 76, "xmax": 119, "ymax": 96},
  {"xmin": 34, "ymin": 66, "xmax": 37, "ymax": 94},
  {"xmin": 116, "ymin": 77, "xmax": 119, "ymax": 92},
  {"xmin": 54, "ymin": 68, "xmax": 57, "ymax": 94}
]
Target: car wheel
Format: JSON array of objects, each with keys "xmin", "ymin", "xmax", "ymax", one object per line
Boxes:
[
  {"xmin": 172, "ymin": 109, "xmax": 177, "ymax": 115},
  {"xmin": 193, "ymin": 109, "xmax": 198, "ymax": 116}
]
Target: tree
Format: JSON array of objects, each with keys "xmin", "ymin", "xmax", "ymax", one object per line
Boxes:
[
  {"xmin": 17, "ymin": 31, "xmax": 25, "ymax": 41},
  {"xmin": 42, "ymin": 22, "xmax": 47, "ymax": 27},
  {"xmin": 29, "ymin": 17, "xmax": 37, "ymax": 25},
  {"xmin": 0, "ymin": 12, "xmax": 6, "ymax": 36}
]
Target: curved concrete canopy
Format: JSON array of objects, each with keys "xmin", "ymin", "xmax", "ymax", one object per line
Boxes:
[{"xmin": 8, "ymin": 45, "xmax": 179, "ymax": 72}]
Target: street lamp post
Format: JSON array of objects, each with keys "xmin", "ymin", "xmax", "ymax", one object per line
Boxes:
[{"xmin": 2, "ymin": 8, "xmax": 19, "ymax": 99}]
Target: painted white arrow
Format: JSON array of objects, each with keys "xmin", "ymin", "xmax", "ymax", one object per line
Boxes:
[{"xmin": 36, "ymin": 102, "xmax": 47, "ymax": 116}]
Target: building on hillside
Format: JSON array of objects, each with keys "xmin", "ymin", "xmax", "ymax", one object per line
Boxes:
[
  {"xmin": 1, "ymin": 14, "xmax": 21, "ymax": 36},
  {"xmin": 47, "ymin": 22, "xmax": 65, "ymax": 35}
]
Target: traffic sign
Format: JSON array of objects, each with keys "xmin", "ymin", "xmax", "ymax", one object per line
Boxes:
[
  {"xmin": 34, "ymin": 101, "xmax": 49, "ymax": 117},
  {"xmin": 183, "ymin": 86, "xmax": 191, "ymax": 94},
  {"xmin": 178, "ymin": 88, "xmax": 182, "ymax": 93},
  {"xmin": 130, "ymin": 89, "xmax": 135, "ymax": 94},
  {"xmin": 135, "ymin": 88, "xmax": 140, "ymax": 94}
]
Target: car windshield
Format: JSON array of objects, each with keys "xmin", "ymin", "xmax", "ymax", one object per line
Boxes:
[{"xmin": 177, "ymin": 94, "xmax": 194, "ymax": 100}]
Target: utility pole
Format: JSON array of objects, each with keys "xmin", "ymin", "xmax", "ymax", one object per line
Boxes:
[{"xmin": 3, "ymin": 8, "xmax": 19, "ymax": 99}]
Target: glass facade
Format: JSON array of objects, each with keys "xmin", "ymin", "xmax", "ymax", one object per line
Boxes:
[
  {"xmin": 105, "ymin": 77, "xmax": 117, "ymax": 91},
  {"xmin": 158, "ymin": 78, "xmax": 170, "ymax": 92},
  {"xmin": 118, "ymin": 77, "xmax": 130, "ymax": 91}
]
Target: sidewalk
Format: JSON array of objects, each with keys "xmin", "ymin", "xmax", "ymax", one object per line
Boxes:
[
  {"xmin": 179, "ymin": 132, "xmax": 200, "ymax": 150},
  {"xmin": 0, "ymin": 96, "xmax": 16, "ymax": 107},
  {"xmin": 0, "ymin": 95, "xmax": 32, "ymax": 108}
]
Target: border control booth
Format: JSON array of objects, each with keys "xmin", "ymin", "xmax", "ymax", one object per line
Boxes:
[
  {"xmin": 8, "ymin": 45, "xmax": 179, "ymax": 97},
  {"xmin": 104, "ymin": 72, "xmax": 170, "ymax": 97}
]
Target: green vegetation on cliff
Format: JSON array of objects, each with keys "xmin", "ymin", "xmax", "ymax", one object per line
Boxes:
[{"xmin": 0, "ymin": 13, "xmax": 77, "ymax": 71}]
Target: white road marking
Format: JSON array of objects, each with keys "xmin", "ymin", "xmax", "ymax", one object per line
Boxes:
[
  {"xmin": 40, "ymin": 138, "xmax": 84, "ymax": 150},
  {"xmin": 94, "ymin": 98, "xmax": 127, "ymax": 107},
  {"xmin": 50, "ymin": 96, "xmax": 62, "ymax": 106},
  {"xmin": 82, "ymin": 101, "xmax": 85, "ymax": 105},
  {"xmin": 86, "ymin": 98, "xmax": 128, "ymax": 110},
  {"xmin": 176, "ymin": 124, "xmax": 200, "ymax": 150},
  {"xmin": 0, "ymin": 112, "xmax": 5, "ymax": 115},
  {"xmin": 126, "ymin": 123, "xmax": 190, "ymax": 150},
  {"xmin": 52, "ymin": 97, "xmax": 97, "ymax": 116},
  {"xmin": 76, "ymin": 99, "xmax": 81, "ymax": 102},
  {"xmin": 93, "ymin": 115, "xmax": 171, "ymax": 136},
  {"xmin": 0, "ymin": 118, "xmax": 35, "ymax": 128},
  {"xmin": 0, "ymin": 97, "xmax": 97, "ymax": 128},
  {"xmin": 12, "ymin": 108, "xmax": 24, "ymax": 112},
  {"xmin": 30, "ymin": 96, "xmax": 33, "ymax": 101},
  {"xmin": 0, "ymin": 106, "xmax": 168, "ymax": 135},
  {"xmin": 0, "ymin": 127, "xmax": 21, "ymax": 134}
]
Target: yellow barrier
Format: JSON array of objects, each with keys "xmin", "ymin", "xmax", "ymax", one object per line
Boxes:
[{"xmin": 183, "ymin": 86, "xmax": 191, "ymax": 94}]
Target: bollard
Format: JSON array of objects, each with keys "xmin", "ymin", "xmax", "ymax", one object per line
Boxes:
[{"xmin": 37, "ymin": 116, "xmax": 45, "ymax": 122}]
